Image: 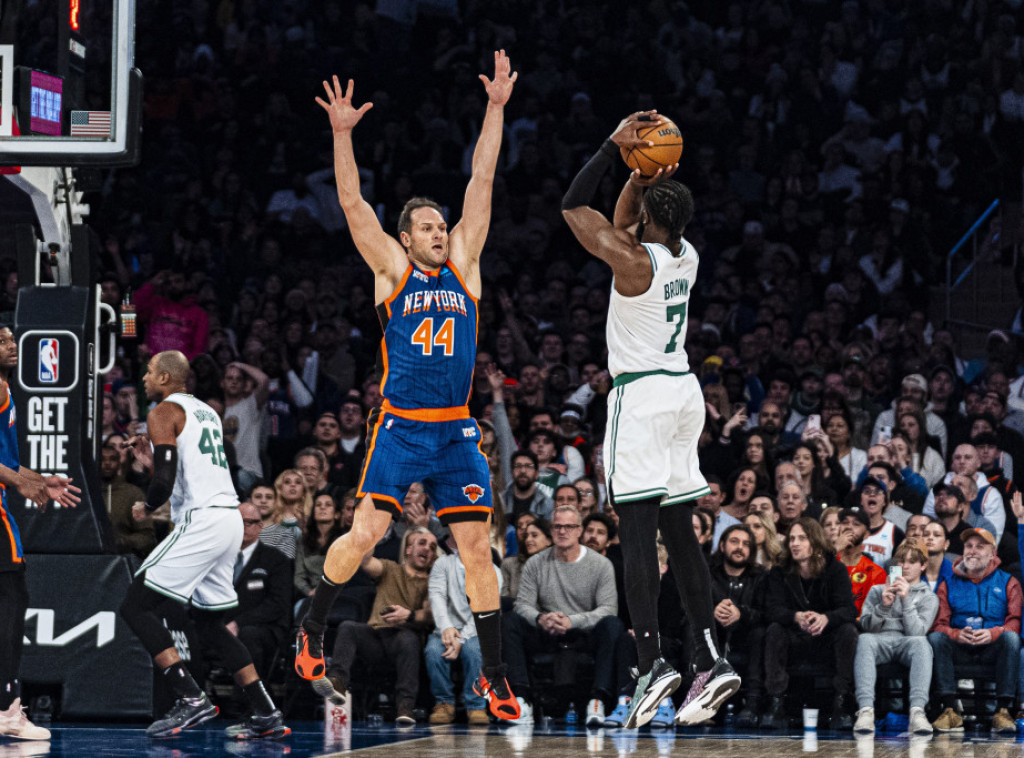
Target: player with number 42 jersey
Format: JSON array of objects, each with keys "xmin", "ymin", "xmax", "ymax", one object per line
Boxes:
[{"xmin": 162, "ymin": 392, "xmax": 237, "ymax": 523}]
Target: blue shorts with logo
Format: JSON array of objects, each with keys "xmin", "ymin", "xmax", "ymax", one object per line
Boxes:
[{"xmin": 358, "ymin": 404, "xmax": 494, "ymax": 525}]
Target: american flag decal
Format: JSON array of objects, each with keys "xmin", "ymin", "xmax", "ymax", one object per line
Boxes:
[{"xmin": 70, "ymin": 110, "xmax": 111, "ymax": 137}]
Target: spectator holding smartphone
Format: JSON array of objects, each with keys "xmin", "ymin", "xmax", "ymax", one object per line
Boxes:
[{"xmin": 852, "ymin": 541, "xmax": 938, "ymax": 735}]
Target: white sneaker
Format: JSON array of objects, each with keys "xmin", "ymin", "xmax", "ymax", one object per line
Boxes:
[
  {"xmin": 853, "ymin": 706, "xmax": 875, "ymax": 734},
  {"xmin": 908, "ymin": 707, "xmax": 932, "ymax": 735},
  {"xmin": 0, "ymin": 699, "xmax": 51, "ymax": 741},
  {"xmin": 515, "ymin": 697, "xmax": 534, "ymax": 724},
  {"xmin": 585, "ymin": 698, "xmax": 605, "ymax": 728}
]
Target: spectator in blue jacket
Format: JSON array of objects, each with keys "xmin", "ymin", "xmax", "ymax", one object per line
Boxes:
[{"xmin": 928, "ymin": 527, "xmax": 1021, "ymax": 732}]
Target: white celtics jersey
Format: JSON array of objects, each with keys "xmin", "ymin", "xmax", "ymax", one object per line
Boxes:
[
  {"xmin": 164, "ymin": 393, "xmax": 238, "ymax": 521},
  {"xmin": 607, "ymin": 239, "xmax": 698, "ymax": 377}
]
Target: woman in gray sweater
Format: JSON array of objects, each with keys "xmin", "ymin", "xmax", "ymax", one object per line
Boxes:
[{"xmin": 853, "ymin": 540, "xmax": 939, "ymax": 735}]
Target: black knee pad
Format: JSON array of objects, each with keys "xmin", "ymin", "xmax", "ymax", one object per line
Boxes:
[
  {"xmin": 119, "ymin": 574, "xmax": 175, "ymax": 657},
  {"xmin": 192, "ymin": 609, "xmax": 253, "ymax": 674}
]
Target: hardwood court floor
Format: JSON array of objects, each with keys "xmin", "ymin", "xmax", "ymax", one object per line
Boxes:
[{"xmin": 3, "ymin": 721, "xmax": 1021, "ymax": 757}]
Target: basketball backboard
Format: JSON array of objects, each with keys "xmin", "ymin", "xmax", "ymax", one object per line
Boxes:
[{"xmin": 0, "ymin": 0, "xmax": 140, "ymax": 167}]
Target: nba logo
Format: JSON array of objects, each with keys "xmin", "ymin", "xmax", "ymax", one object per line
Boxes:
[{"xmin": 38, "ymin": 338, "xmax": 58, "ymax": 383}]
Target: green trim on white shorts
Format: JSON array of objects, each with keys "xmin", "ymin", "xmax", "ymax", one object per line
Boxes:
[
  {"xmin": 613, "ymin": 487, "xmax": 669, "ymax": 503},
  {"xmin": 143, "ymin": 577, "xmax": 191, "ymax": 603},
  {"xmin": 613, "ymin": 369, "xmax": 690, "ymax": 388},
  {"xmin": 608, "ymin": 388, "xmax": 624, "ymax": 481},
  {"xmin": 138, "ymin": 510, "xmax": 193, "ymax": 574},
  {"xmin": 191, "ymin": 598, "xmax": 239, "ymax": 611},
  {"xmin": 662, "ymin": 485, "xmax": 711, "ymax": 506}
]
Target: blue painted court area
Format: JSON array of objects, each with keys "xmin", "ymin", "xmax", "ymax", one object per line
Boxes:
[{"xmin": 2, "ymin": 722, "xmax": 1022, "ymax": 756}]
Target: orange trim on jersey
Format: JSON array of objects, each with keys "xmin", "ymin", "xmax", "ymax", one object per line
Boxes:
[
  {"xmin": 356, "ymin": 412, "xmax": 387, "ymax": 497},
  {"xmin": 379, "ymin": 335, "xmax": 390, "ymax": 395},
  {"xmin": 0, "ymin": 502, "xmax": 22, "ymax": 564},
  {"xmin": 379, "ymin": 265, "xmax": 413, "ymax": 396},
  {"xmin": 381, "ymin": 399, "xmax": 469, "ymax": 422},
  {"xmin": 435, "ymin": 505, "xmax": 493, "ymax": 516},
  {"xmin": 383, "ymin": 265, "xmax": 415, "ymax": 311},
  {"xmin": 445, "ymin": 260, "xmax": 479, "ymax": 304},
  {"xmin": 0, "ymin": 394, "xmax": 10, "ymax": 415}
]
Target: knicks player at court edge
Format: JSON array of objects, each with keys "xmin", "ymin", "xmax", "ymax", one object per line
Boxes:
[
  {"xmin": 294, "ymin": 51, "xmax": 521, "ymax": 721},
  {"xmin": 562, "ymin": 113, "xmax": 741, "ymax": 729},
  {"xmin": 120, "ymin": 350, "xmax": 289, "ymax": 739},
  {"xmin": 0, "ymin": 326, "xmax": 81, "ymax": 741}
]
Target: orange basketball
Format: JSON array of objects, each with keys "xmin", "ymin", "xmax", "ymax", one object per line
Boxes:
[{"xmin": 620, "ymin": 117, "xmax": 684, "ymax": 177}]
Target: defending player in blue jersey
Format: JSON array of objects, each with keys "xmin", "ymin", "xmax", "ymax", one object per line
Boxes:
[{"xmin": 295, "ymin": 51, "xmax": 521, "ymax": 722}]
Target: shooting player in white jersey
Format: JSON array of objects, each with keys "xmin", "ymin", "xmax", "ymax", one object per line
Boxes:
[
  {"xmin": 120, "ymin": 350, "xmax": 289, "ymax": 740},
  {"xmin": 562, "ymin": 112, "xmax": 740, "ymax": 729}
]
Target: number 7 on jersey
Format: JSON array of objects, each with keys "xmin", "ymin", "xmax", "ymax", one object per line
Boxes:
[{"xmin": 664, "ymin": 303, "xmax": 687, "ymax": 353}]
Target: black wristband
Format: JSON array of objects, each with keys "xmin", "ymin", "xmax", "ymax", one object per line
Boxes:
[
  {"xmin": 146, "ymin": 444, "xmax": 178, "ymax": 511},
  {"xmin": 561, "ymin": 139, "xmax": 620, "ymax": 211}
]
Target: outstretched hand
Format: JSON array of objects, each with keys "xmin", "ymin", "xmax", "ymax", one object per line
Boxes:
[
  {"xmin": 44, "ymin": 475, "xmax": 81, "ymax": 509},
  {"xmin": 610, "ymin": 110, "xmax": 661, "ymax": 150},
  {"xmin": 480, "ymin": 49, "xmax": 517, "ymax": 106},
  {"xmin": 315, "ymin": 76, "xmax": 374, "ymax": 133},
  {"xmin": 1012, "ymin": 491, "xmax": 1024, "ymax": 521}
]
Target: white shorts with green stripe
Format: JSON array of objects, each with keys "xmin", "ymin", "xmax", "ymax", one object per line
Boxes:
[
  {"xmin": 137, "ymin": 506, "xmax": 243, "ymax": 610},
  {"xmin": 604, "ymin": 371, "xmax": 710, "ymax": 506}
]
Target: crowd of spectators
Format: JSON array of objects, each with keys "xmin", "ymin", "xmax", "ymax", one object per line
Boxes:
[{"xmin": 23, "ymin": 0, "xmax": 1024, "ymax": 731}]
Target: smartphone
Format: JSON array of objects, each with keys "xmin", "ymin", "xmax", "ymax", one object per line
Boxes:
[
  {"xmin": 888, "ymin": 565, "xmax": 902, "ymax": 584},
  {"xmin": 806, "ymin": 414, "xmax": 821, "ymax": 433},
  {"xmin": 879, "ymin": 425, "xmax": 892, "ymax": 444},
  {"xmin": 731, "ymin": 402, "xmax": 747, "ymax": 416}
]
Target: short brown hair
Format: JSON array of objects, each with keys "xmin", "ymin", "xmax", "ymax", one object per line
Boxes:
[
  {"xmin": 397, "ymin": 197, "xmax": 444, "ymax": 239},
  {"xmin": 893, "ymin": 540, "xmax": 926, "ymax": 565}
]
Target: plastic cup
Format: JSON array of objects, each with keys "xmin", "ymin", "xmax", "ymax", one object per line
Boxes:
[{"xmin": 803, "ymin": 708, "xmax": 819, "ymax": 730}]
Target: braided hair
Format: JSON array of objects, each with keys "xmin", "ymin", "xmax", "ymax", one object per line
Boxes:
[{"xmin": 642, "ymin": 181, "xmax": 694, "ymax": 241}]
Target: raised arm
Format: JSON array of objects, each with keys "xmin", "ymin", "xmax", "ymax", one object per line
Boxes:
[
  {"xmin": 562, "ymin": 112, "xmax": 672, "ymax": 295},
  {"xmin": 316, "ymin": 77, "xmax": 406, "ymax": 281},
  {"xmin": 450, "ymin": 51, "xmax": 517, "ymax": 272}
]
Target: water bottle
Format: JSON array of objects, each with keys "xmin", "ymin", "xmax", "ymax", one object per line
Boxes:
[
  {"xmin": 724, "ymin": 703, "xmax": 735, "ymax": 727},
  {"xmin": 566, "ymin": 702, "xmax": 578, "ymax": 725}
]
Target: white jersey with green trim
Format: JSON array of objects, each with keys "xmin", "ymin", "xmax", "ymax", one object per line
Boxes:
[
  {"xmin": 606, "ymin": 238, "xmax": 698, "ymax": 377},
  {"xmin": 164, "ymin": 393, "xmax": 238, "ymax": 521}
]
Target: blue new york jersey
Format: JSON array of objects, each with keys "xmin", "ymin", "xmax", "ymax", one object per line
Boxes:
[
  {"xmin": 376, "ymin": 261, "xmax": 478, "ymax": 410},
  {"xmin": 0, "ymin": 388, "xmax": 22, "ymax": 569}
]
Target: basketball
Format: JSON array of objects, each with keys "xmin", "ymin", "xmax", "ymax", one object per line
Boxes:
[{"xmin": 620, "ymin": 117, "xmax": 684, "ymax": 177}]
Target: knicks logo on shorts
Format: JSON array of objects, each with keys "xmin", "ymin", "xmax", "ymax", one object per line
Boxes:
[{"xmin": 462, "ymin": 484, "xmax": 485, "ymax": 503}]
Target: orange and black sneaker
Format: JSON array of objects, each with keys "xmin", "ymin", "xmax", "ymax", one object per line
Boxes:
[
  {"xmin": 295, "ymin": 624, "xmax": 326, "ymax": 681},
  {"xmin": 473, "ymin": 668, "xmax": 521, "ymax": 721}
]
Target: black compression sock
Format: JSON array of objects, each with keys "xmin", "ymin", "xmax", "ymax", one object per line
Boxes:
[
  {"xmin": 659, "ymin": 503, "xmax": 720, "ymax": 671},
  {"xmin": 304, "ymin": 574, "xmax": 343, "ymax": 631},
  {"xmin": 473, "ymin": 609, "xmax": 503, "ymax": 672},
  {"xmin": 242, "ymin": 679, "xmax": 275, "ymax": 717},
  {"xmin": 163, "ymin": 662, "xmax": 203, "ymax": 700},
  {"xmin": 616, "ymin": 498, "xmax": 664, "ymax": 675}
]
